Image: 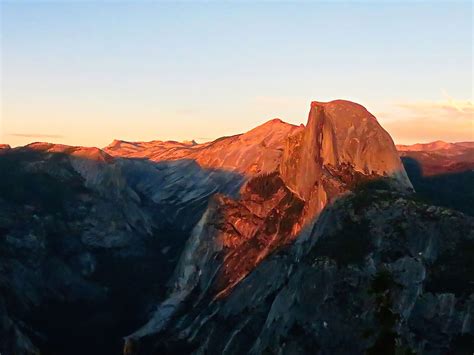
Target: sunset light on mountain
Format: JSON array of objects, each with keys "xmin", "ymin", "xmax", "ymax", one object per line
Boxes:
[{"xmin": 0, "ymin": 1, "xmax": 472, "ymax": 355}]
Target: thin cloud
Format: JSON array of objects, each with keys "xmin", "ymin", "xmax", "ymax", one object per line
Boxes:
[
  {"xmin": 395, "ymin": 99, "xmax": 474, "ymax": 120},
  {"xmin": 384, "ymin": 117, "xmax": 472, "ymax": 144},
  {"xmin": 381, "ymin": 97, "xmax": 474, "ymax": 144},
  {"xmin": 7, "ymin": 133, "xmax": 64, "ymax": 139}
]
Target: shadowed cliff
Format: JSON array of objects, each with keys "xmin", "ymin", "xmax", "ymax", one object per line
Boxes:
[{"xmin": 0, "ymin": 147, "xmax": 244, "ymax": 355}]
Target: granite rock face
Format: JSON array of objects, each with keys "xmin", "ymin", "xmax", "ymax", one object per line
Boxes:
[
  {"xmin": 124, "ymin": 101, "xmax": 420, "ymax": 351},
  {"xmin": 0, "ymin": 145, "xmax": 242, "ymax": 355},
  {"xmin": 130, "ymin": 190, "xmax": 474, "ymax": 355},
  {"xmin": 1, "ymin": 100, "xmax": 472, "ymax": 355},
  {"xmin": 280, "ymin": 100, "xmax": 412, "ymax": 221},
  {"xmin": 105, "ymin": 118, "xmax": 301, "ymax": 176}
]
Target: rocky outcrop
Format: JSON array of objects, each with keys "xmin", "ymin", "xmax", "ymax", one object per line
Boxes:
[
  {"xmin": 281, "ymin": 100, "xmax": 412, "ymax": 221},
  {"xmin": 283, "ymin": 101, "xmax": 412, "ymax": 193},
  {"xmin": 2, "ymin": 100, "xmax": 472, "ymax": 355},
  {"xmin": 0, "ymin": 145, "xmax": 243, "ymax": 355},
  {"xmin": 134, "ymin": 190, "xmax": 474, "ymax": 355},
  {"xmin": 125, "ymin": 100, "xmax": 415, "ymax": 350}
]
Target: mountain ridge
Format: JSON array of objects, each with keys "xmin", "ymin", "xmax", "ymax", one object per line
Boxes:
[
  {"xmin": 104, "ymin": 117, "xmax": 301, "ymax": 176},
  {"xmin": 123, "ymin": 100, "xmax": 416, "ymax": 349},
  {"xmin": 1, "ymin": 100, "xmax": 473, "ymax": 355}
]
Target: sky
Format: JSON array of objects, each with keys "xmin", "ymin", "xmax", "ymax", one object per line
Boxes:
[{"xmin": 1, "ymin": 0, "xmax": 472, "ymax": 148}]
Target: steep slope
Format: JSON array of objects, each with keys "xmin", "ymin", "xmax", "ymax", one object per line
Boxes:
[
  {"xmin": 0, "ymin": 117, "xmax": 298, "ymax": 354},
  {"xmin": 125, "ymin": 100, "xmax": 414, "ymax": 350},
  {"xmin": 280, "ymin": 100, "xmax": 412, "ymax": 221},
  {"xmin": 142, "ymin": 189, "xmax": 473, "ymax": 355},
  {"xmin": 2, "ymin": 100, "xmax": 471, "ymax": 355},
  {"xmin": 0, "ymin": 145, "xmax": 243, "ymax": 355}
]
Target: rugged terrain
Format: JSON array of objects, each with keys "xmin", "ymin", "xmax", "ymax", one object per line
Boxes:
[
  {"xmin": 397, "ymin": 141, "xmax": 474, "ymax": 177},
  {"xmin": 399, "ymin": 141, "xmax": 474, "ymax": 216},
  {"xmin": 0, "ymin": 144, "xmax": 242, "ymax": 354},
  {"xmin": 104, "ymin": 118, "xmax": 301, "ymax": 176},
  {"xmin": 0, "ymin": 100, "xmax": 472, "ymax": 355},
  {"xmin": 132, "ymin": 189, "xmax": 473, "ymax": 355}
]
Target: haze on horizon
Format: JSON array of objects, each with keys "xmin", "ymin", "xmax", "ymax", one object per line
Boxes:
[{"xmin": 1, "ymin": 0, "xmax": 472, "ymax": 148}]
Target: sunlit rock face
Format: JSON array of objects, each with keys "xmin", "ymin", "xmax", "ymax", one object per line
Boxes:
[
  {"xmin": 144, "ymin": 191, "xmax": 474, "ymax": 355},
  {"xmin": 209, "ymin": 100, "xmax": 413, "ymax": 297},
  {"xmin": 397, "ymin": 140, "xmax": 474, "ymax": 176},
  {"xmin": 199, "ymin": 173, "xmax": 305, "ymax": 300},
  {"xmin": 280, "ymin": 100, "xmax": 413, "ymax": 221},
  {"xmin": 4, "ymin": 99, "xmax": 471, "ymax": 355},
  {"xmin": 105, "ymin": 118, "xmax": 301, "ymax": 176},
  {"xmin": 125, "ymin": 100, "xmax": 417, "ymax": 350}
]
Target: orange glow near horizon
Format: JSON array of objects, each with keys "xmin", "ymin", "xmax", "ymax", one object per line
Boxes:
[
  {"xmin": 3, "ymin": 2, "xmax": 471, "ymax": 149},
  {"xmin": 1, "ymin": 97, "xmax": 472, "ymax": 148}
]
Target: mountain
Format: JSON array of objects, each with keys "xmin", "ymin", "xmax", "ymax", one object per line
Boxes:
[
  {"xmin": 280, "ymin": 100, "xmax": 412, "ymax": 221},
  {"xmin": 122, "ymin": 102, "xmax": 462, "ymax": 354},
  {"xmin": 0, "ymin": 142, "xmax": 242, "ymax": 354},
  {"xmin": 397, "ymin": 140, "xmax": 474, "ymax": 176},
  {"xmin": 0, "ymin": 100, "xmax": 472, "ymax": 355},
  {"xmin": 397, "ymin": 141, "xmax": 474, "ymax": 215},
  {"xmin": 104, "ymin": 118, "xmax": 301, "ymax": 176},
  {"xmin": 133, "ymin": 190, "xmax": 473, "ymax": 355},
  {"xmin": 396, "ymin": 140, "xmax": 456, "ymax": 152}
]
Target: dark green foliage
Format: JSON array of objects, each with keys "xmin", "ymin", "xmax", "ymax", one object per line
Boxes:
[
  {"xmin": 351, "ymin": 190, "xmax": 375, "ymax": 211},
  {"xmin": 366, "ymin": 270, "xmax": 405, "ymax": 355},
  {"xmin": 278, "ymin": 194, "xmax": 305, "ymax": 235},
  {"xmin": 350, "ymin": 179, "xmax": 400, "ymax": 212},
  {"xmin": 350, "ymin": 181, "xmax": 395, "ymax": 212},
  {"xmin": 0, "ymin": 151, "xmax": 87, "ymax": 213},
  {"xmin": 355, "ymin": 178, "xmax": 393, "ymax": 192},
  {"xmin": 310, "ymin": 217, "xmax": 371, "ymax": 266},
  {"xmin": 246, "ymin": 171, "xmax": 283, "ymax": 199}
]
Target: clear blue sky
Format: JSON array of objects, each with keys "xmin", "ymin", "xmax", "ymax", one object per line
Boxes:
[{"xmin": 1, "ymin": 0, "xmax": 472, "ymax": 147}]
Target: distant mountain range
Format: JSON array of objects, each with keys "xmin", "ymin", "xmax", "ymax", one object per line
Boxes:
[
  {"xmin": 397, "ymin": 141, "xmax": 474, "ymax": 176},
  {"xmin": 0, "ymin": 100, "xmax": 472, "ymax": 355}
]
